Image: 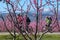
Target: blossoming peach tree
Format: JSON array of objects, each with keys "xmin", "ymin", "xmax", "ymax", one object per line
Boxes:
[{"xmin": 0, "ymin": 0, "xmax": 60, "ymax": 40}]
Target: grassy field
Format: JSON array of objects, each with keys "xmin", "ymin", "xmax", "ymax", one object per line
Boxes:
[
  {"xmin": 42, "ymin": 34, "xmax": 60, "ymax": 40},
  {"xmin": 0, "ymin": 34, "xmax": 60, "ymax": 40}
]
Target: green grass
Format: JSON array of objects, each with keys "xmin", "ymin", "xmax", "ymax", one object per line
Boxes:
[
  {"xmin": 0, "ymin": 35, "xmax": 24, "ymax": 40},
  {"xmin": 41, "ymin": 34, "xmax": 60, "ymax": 40},
  {"xmin": 0, "ymin": 34, "xmax": 60, "ymax": 40}
]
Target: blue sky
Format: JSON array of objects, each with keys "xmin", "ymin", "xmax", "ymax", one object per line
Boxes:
[{"xmin": 0, "ymin": 0, "xmax": 60, "ymax": 14}]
